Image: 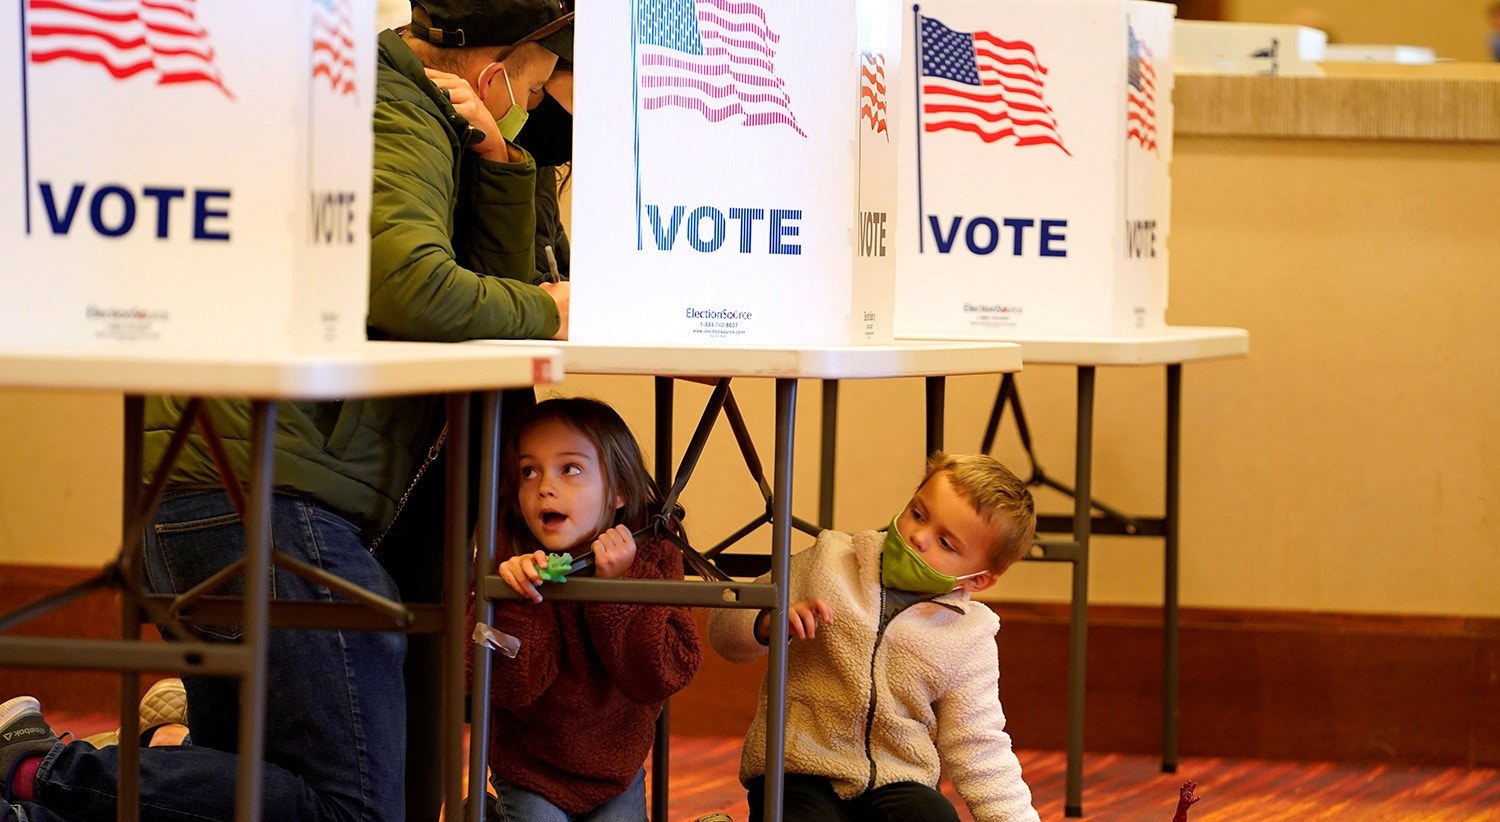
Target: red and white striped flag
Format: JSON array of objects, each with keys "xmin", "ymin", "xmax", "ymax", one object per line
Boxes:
[
  {"xmin": 26, "ymin": 0, "xmax": 232, "ymax": 98},
  {"xmin": 918, "ymin": 13, "xmax": 1067, "ymax": 154},
  {"xmin": 860, "ymin": 51, "xmax": 888, "ymax": 139}
]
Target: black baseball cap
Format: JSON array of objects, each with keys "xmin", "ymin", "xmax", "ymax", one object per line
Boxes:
[{"xmin": 409, "ymin": 0, "xmax": 573, "ymax": 61}]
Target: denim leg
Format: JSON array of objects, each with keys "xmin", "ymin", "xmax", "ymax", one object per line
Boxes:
[
  {"xmin": 30, "ymin": 739, "xmax": 320, "ymax": 822},
  {"xmin": 490, "ymin": 773, "xmax": 571, "ymax": 822},
  {"xmin": 577, "ymin": 768, "xmax": 646, "ymax": 822},
  {"xmin": 487, "ymin": 768, "xmax": 646, "ymax": 821},
  {"xmin": 139, "ymin": 490, "xmax": 407, "ymax": 822}
]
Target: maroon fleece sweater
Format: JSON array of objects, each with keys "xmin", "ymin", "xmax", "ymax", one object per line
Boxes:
[{"xmin": 474, "ymin": 534, "xmax": 702, "ymax": 813}]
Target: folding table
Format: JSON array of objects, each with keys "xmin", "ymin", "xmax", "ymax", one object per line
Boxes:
[
  {"xmin": 0, "ymin": 341, "xmax": 563, "ymax": 822},
  {"xmin": 470, "ymin": 339, "xmax": 1023, "ymax": 822},
  {"xmin": 945, "ymin": 325, "xmax": 1250, "ymax": 816}
]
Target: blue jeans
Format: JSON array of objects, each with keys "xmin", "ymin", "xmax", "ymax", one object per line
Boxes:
[
  {"xmin": 10, "ymin": 491, "xmax": 408, "ymax": 822},
  {"xmin": 490, "ymin": 768, "xmax": 646, "ymax": 822}
]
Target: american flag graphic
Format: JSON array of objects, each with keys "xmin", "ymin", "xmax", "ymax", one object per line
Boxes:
[
  {"xmin": 919, "ymin": 14, "xmax": 1067, "ymax": 154},
  {"xmin": 1126, "ymin": 25, "xmax": 1157, "ymax": 152},
  {"xmin": 25, "ymin": 0, "xmax": 232, "ymax": 98},
  {"xmin": 860, "ymin": 51, "xmax": 888, "ymax": 139},
  {"xmin": 312, "ymin": 0, "xmax": 356, "ymax": 96},
  {"xmin": 635, "ymin": 0, "xmax": 805, "ymax": 137}
]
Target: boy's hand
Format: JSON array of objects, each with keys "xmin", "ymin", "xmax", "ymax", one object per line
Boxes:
[
  {"xmin": 591, "ymin": 524, "xmax": 637, "ymax": 579},
  {"xmin": 787, "ymin": 598, "xmax": 834, "ymax": 640},
  {"xmin": 498, "ymin": 550, "xmax": 550, "ymax": 602}
]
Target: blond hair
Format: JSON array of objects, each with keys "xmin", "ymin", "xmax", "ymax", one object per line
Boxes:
[{"xmin": 917, "ymin": 452, "xmax": 1036, "ymax": 573}]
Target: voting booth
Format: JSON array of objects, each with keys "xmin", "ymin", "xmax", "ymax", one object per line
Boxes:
[
  {"xmin": 894, "ymin": 0, "xmax": 1174, "ymax": 338},
  {"xmin": 0, "ymin": 0, "xmax": 375, "ymax": 351},
  {"xmin": 570, "ymin": 0, "xmax": 902, "ymax": 346}
]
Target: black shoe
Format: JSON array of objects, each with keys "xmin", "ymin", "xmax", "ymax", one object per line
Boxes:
[{"xmin": 1, "ymin": 697, "xmax": 58, "ymax": 797}]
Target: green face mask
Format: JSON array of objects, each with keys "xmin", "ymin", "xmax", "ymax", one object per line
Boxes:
[
  {"xmin": 480, "ymin": 62, "xmax": 530, "ymax": 142},
  {"xmin": 880, "ymin": 514, "xmax": 985, "ymax": 594}
]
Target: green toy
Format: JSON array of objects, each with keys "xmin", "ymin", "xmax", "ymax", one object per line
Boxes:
[{"xmin": 536, "ymin": 552, "xmax": 575, "ymax": 583}]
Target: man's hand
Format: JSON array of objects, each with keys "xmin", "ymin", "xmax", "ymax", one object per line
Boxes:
[
  {"xmin": 423, "ymin": 68, "xmax": 509, "ymax": 162},
  {"xmin": 540, "ymin": 280, "xmax": 570, "ymax": 340},
  {"xmin": 591, "ymin": 524, "xmax": 637, "ymax": 579}
]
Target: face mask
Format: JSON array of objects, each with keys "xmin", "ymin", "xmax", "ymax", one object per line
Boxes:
[
  {"xmin": 513, "ymin": 89, "xmax": 572, "ymax": 167},
  {"xmin": 880, "ymin": 514, "xmax": 984, "ymax": 594},
  {"xmin": 478, "ymin": 62, "xmax": 529, "ymax": 142}
]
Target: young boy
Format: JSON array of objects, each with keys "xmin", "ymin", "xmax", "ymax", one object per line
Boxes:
[{"xmin": 708, "ymin": 453, "xmax": 1041, "ymax": 822}]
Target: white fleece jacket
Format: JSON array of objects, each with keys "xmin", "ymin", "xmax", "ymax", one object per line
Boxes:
[{"xmin": 707, "ymin": 529, "xmax": 1039, "ymax": 822}]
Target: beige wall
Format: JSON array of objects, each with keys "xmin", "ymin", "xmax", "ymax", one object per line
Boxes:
[
  {"xmin": 1229, "ymin": 0, "xmax": 1498, "ymax": 62},
  {"xmin": 5, "ymin": 73, "xmax": 1500, "ymax": 622}
]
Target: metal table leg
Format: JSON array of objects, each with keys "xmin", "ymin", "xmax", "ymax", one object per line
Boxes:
[
  {"xmin": 652, "ymin": 377, "xmax": 673, "ymax": 822},
  {"xmin": 761, "ymin": 378, "xmax": 795, "ymax": 822},
  {"xmin": 925, "ymin": 376, "xmax": 946, "ymax": 456},
  {"xmin": 119, "ymin": 396, "xmax": 144, "ymax": 822},
  {"xmin": 819, "ymin": 380, "xmax": 838, "ymax": 530},
  {"xmin": 1064, "ymin": 368, "xmax": 1095, "ymax": 818},
  {"xmin": 467, "ymin": 391, "xmax": 503, "ymax": 822},
  {"xmin": 442, "ymin": 394, "xmax": 472, "ymax": 820},
  {"xmin": 235, "ymin": 399, "xmax": 277, "ymax": 822},
  {"xmin": 1163, "ymin": 365, "xmax": 1181, "ymax": 774}
]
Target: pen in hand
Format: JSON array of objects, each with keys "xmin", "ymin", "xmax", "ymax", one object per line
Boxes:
[{"xmin": 544, "ymin": 245, "xmax": 561, "ymax": 283}]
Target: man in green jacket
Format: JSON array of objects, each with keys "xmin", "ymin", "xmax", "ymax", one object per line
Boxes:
[{"xmin": 0, "ymin": 4, "xmax": 575, "ymax": 822}]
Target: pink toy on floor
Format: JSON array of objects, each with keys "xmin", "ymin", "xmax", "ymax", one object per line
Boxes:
[{"xmin": 1172, "ymin": 780, "xmax": 1200, "ymax": 821}]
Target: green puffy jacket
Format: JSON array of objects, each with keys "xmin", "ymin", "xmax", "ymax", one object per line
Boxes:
[{"xmin": 143, "ymin": 31, "xmax": 560, "ymax": 534}]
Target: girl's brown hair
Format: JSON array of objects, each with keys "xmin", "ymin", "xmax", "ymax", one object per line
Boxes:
[{"xmin": 498, "ymin": 397, "xmax": 671, "ymax": 555}]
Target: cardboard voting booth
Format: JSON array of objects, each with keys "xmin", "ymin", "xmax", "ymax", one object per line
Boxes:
[
  {"xmin": 0, "ymin": 0, "xmax": 375, "ymax": 352},
  {"xmin": 893, "ymin": 0, "xmax": 1174, "ymax": 338},
  {"xmin": 570, "ymin": 0, "xmax": 902, "ymax": 346}
]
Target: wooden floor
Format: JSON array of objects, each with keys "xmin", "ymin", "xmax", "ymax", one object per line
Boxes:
[
  {"xmin": 47, "ymin": 714, "xmax": 1500, "ymax": 821},
  {"xmin": 658, "ymin": 736, "xmax": 1500, "ymax": 822}
]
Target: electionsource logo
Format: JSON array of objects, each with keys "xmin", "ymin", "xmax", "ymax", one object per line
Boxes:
[
  {"xmin": 87, "ymin": 304, "xmax": 171, "ymax": 341},
  {"xmin": 963, "ymin": 303, "xmax": 1022, "ymax": 314},
  {"xmin": 685, "ymin": 308, "xmax": 752, "ymax": 320}
]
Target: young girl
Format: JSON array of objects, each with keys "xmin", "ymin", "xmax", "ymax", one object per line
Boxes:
[{"xmin": 476, "ymin": 397, "xmax": 702, "ymax": 821}]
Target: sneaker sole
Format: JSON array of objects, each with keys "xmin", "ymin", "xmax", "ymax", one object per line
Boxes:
[
  {"xmin": 138, "ymin": 679, "xmax": 188, "ymax": 731},
  {"xmin": 0, "ymin": 696, "xmax": 42, "ymax": 729}
]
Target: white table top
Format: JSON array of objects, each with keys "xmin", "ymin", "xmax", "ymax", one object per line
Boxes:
[
  {"xmin": 474, "ymin": 339, "xmax": 1022, "ymax": 379},
  {"xmin": 0, "ymin": 341, "xmax": 564, "ymax": 399},
  {"xmin": 903, "ymin": 326, "xmax": 1249, "ymax": 366}
]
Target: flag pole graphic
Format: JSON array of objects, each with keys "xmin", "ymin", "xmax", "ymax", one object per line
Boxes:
[
  {"xmin": 632, "ymin": 0, "xmax": 643, "ymax": 251},
  {"xmin": 912, "ymin": 5, "xmax": 924, "ymax": 253},
  {"xmin": 18, "ymin": 0, "xmax": 32, "ymax": 235}
]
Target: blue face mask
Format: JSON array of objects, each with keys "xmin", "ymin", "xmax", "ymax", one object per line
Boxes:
[{"xmin": 880, "ymin": 514, "xmax": 985, "ymax": 594}]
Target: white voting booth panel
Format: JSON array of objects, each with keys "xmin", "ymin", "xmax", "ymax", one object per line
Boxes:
[
  {"xmin": 570, "ymin": 0, "xmax": 902, "ymax": 346},
  {"xmin": 1175, "ymin": 20, "xmax": 1327, "ymax": 76},
  {"xmin": 0, "ymin": 0, "xmax": 375, "ymax": 352},
  {"xmin": 893, "ymin": 0, "xmax": 1174, "ymax": 338}
]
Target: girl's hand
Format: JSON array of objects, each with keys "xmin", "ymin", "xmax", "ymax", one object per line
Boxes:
[
  {"xmin": 422, "ymin": 68, "xmax": 507, "ymax": 162},
  {"xmin": 498, "ymin": 550, "xmax": 550, "ymax": 603},
  {"xmin": 591, "ymin": 524, "xmax": 637, "ymax": 579}
]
